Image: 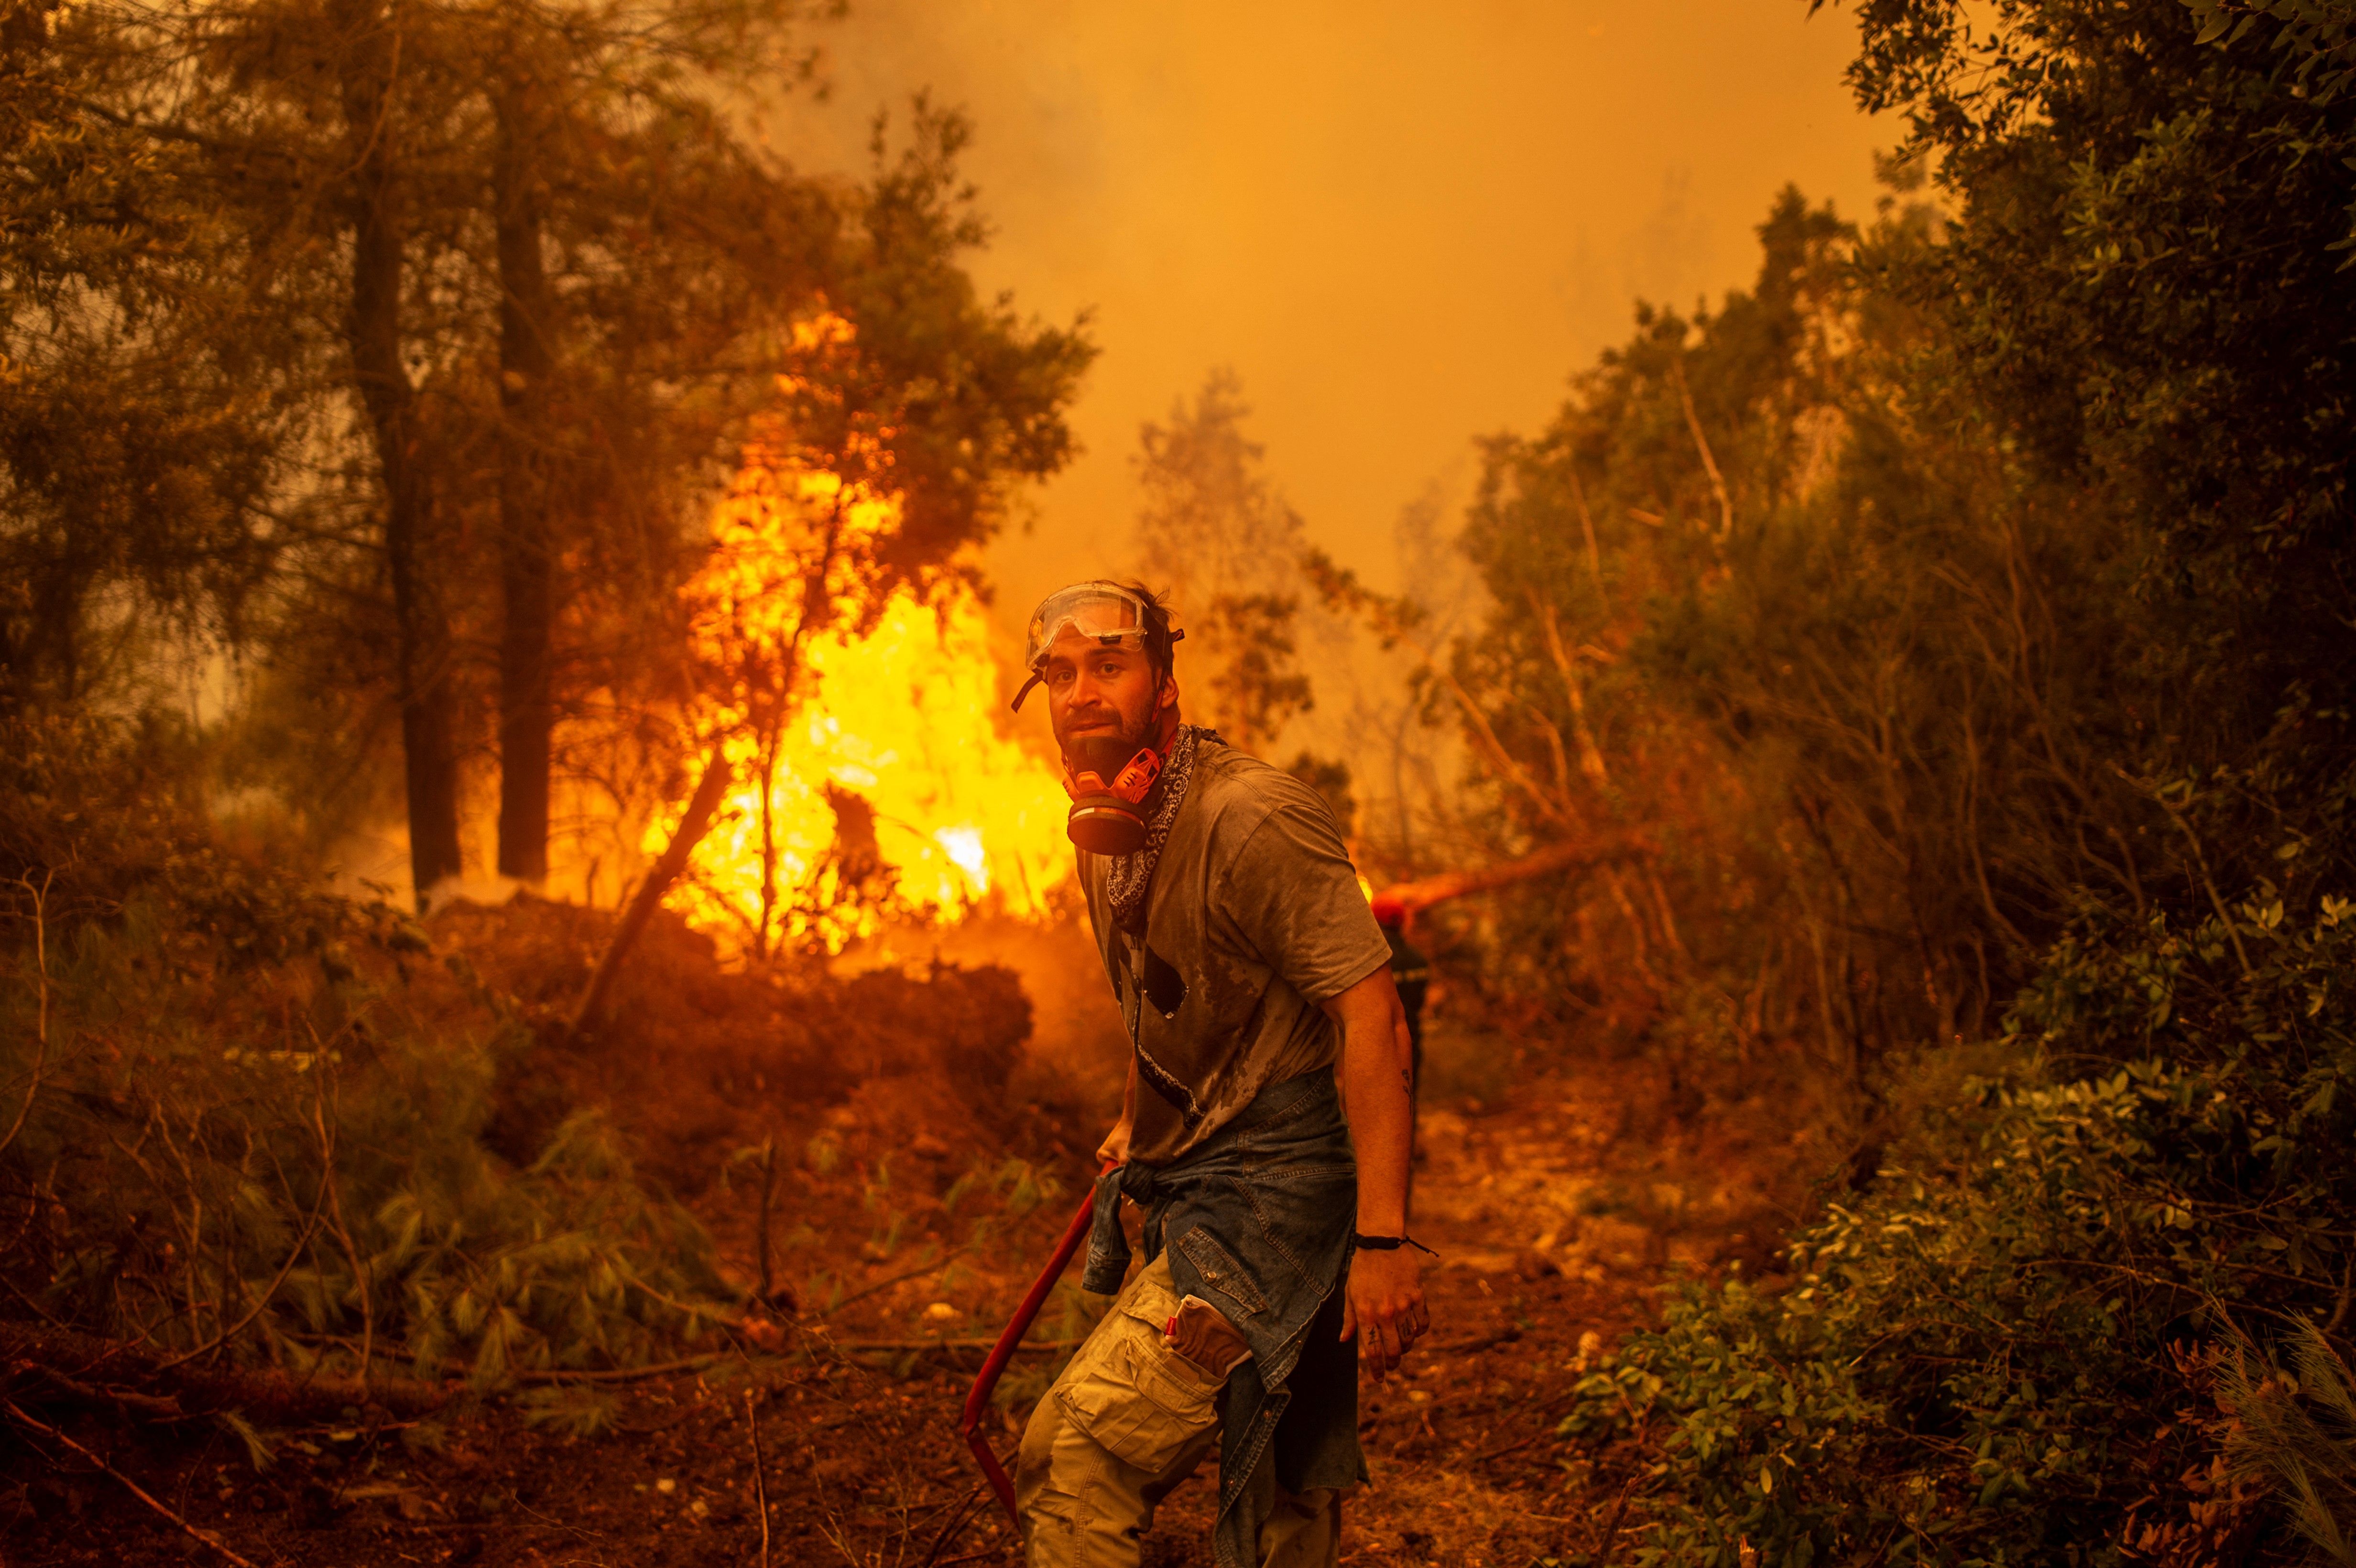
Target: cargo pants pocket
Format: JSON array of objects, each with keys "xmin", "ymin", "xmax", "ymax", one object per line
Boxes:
[{"xmin": 1055, "ymin": 1277, "xmax": 1225, "ymax": 1475}]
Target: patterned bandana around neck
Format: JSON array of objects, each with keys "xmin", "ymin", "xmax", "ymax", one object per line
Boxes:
[{"xmin": 1103, "ymin": 723, "xmax": 1218, "ymax": 935}]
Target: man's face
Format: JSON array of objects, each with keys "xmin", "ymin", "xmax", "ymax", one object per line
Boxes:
[{"xmin": 1042, "ymin": 627, "xmax": 1172, "ymax": 754}]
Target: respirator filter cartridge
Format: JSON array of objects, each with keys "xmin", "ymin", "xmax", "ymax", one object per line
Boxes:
[{"xmin": 1062, "ymin": 735, "xmax": 1163, "ymax": 855}]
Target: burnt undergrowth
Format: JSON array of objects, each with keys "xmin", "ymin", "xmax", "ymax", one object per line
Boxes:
[{"xmin": 0, "ymin": 715, "xmax": 1078, "ymax": 1511}]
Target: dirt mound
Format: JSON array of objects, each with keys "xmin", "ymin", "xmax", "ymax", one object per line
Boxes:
[{"xmin": 430, "ymin": 894, "xmax": 1050, "ymax": 1200}]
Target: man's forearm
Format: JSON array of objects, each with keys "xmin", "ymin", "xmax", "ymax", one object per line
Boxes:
[
  {"xmin": 1097, "ymin": 1056, "xmax": 1142, "ymax": 1166},
  {"xmin": 1330, "ymin": 975, "xmax": 1414, "ymax": 1234},
  {"xmin": 1328, "ymin": 969, "xmax": 1429, "ymax": 1376},
  {"xmin": 1342, "ymin": 1025, "xmax": 1413, "ymax": 1234}
]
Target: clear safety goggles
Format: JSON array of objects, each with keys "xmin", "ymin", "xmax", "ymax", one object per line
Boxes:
[{"xmin": 1010, "ymin": 581, "xmax": 1182, "ymax": 710}]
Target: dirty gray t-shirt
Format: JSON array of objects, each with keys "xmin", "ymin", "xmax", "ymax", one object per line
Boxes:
[{"xmin": 1081, "ymin": 740, "xmax": 1393, "ymax": 1166}]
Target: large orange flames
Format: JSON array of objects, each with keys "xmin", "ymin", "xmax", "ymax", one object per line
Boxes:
[{"xmin": 647, "ymin": 440, "xmax": 1075, "ymax": 956}]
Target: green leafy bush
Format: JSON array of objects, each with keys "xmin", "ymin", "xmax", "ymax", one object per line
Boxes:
[{"xmin": 1562, "ymin": 898, "xmax": 2355, "ymax": 1566}]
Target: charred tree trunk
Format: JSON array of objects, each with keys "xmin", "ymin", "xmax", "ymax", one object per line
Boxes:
[
  {"xmin": 572, "ymin": 745, "xmax": 732, "ymax": 1034},
  {"xmin": 494, "ymin": 79, "xmax": 556, "ymax": 884},
  {"xmin": 574, "ymin": 506, "xmax": 850, "ymax": 1024},
  {"xmin": 755, "ymin": 720, "xmax": 783, "ymax": 959},
  {"xmin": 335, "ymin": 0, "xmax": 461, "ymax": 907}
]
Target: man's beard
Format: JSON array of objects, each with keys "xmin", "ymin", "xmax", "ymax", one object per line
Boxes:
[{"xmin": 1057, "ymin": 700, "xmax": 1154, "ymax": 762}]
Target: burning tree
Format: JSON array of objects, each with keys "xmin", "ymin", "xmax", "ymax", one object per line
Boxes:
[
  {"xmin": 578, "ymin": 124, "xmax": 1094, "ymax": 1008},
  {"xmin": 660, "ymin": 370, "xmax": 1077, "ymax": 957}
]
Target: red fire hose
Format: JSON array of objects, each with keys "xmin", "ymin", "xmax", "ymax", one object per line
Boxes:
[{"xmin": 960, "ymin": 1163, "xmax": 1111, "ymax": 1523}]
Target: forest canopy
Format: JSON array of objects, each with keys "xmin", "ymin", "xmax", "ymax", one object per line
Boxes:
[{"xmin": 0, "ymin": 0, "xmax": 1090, "ymax": 903}]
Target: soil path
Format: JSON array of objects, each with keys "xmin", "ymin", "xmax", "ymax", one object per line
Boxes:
[{"xmin": 4, "ymin": 1063, "xmax": 1779, "ymax": 1568}]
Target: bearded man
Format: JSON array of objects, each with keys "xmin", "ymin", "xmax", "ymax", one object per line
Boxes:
[{"xmin": 1008, "ymin": 580, "xmax": 1430, "ymax": 1568}]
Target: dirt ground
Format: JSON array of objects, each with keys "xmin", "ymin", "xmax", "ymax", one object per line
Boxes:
[{"xmin": 1, "ymin": 934, "xmax": 1806, "ymax": 1568}]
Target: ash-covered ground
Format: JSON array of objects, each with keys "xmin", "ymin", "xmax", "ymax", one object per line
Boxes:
[{"xmin": 4, "ymin": 898, "xmax": 1804, "ymax": 1568}]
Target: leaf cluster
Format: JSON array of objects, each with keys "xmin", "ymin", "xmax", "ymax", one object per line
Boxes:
[
  {"xmin": 1133, "ymin": 370, "xmax": 1331, "ymax": 756},
  {"xmin": 0, "ymin": 0, "xmax": 301, "ymax": 708},
  {"xmin": 1831, "ymin": 0, "xmax": 2356, "ymax": 819},
  {"xmin": 1566, "ymin": 898, "xmax": 2355, "ymax": 1566}
]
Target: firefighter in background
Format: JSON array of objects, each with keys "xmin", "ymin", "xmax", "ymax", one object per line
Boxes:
[{"xmin": 1007, "ymin": 580, "xmax": 1430, "ymax": 1568}]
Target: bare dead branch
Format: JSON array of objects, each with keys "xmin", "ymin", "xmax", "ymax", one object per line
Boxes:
[
  {"xmin": 817, "ymin": 1247, "xmax": 981, "ymax": 1320},
  {"xmin": 755, "ymin": 1135, "xmax": 780, "ymax": 1305},
  {"xmin": 1532, "ymin": 597, "xmax": 1610, "ymax": 784},
  {"xmin": 151, "ymin": 1154, "xmax": 332, "ymax": 1374},
  {"xmin": 746, "ymin": 1388, "xmax": 772, "ymax": 1568},
  {"xmin": 2132, "ymin": 773, "xmax": 2255, "ymax": 978},
  {"xmin": 1372, "ymin": 836, "xmax": 1649, "ymax": 918},
  {"xmin": 308, "ymin": 1053, "xmax": 373, "ymax": 1390},
  {"xmin": 0, "ymin": 872, "xmax": 55, "ymax": 1162},
  {"xmin": 1672, "ymin": 358, "xmax": 1734, "ymax": 542},
  {"xmin": 1435, "ymin": 664, "xmax": 1580, "ymax": 834},
  {"xmin": 574, "ymin": 740, "xmax": 733, "ymax": 1032},
  {"xmin": 1569, "ymin": 465, "xmax": 1605, "ymax": 586},
  {"xmin": 825, "ymin": 1336, "xmax": 1078, "ymax": 1353},
  {"xmin": 4, "ymin": 1397, "xmax": 262, "ymax": 1568},
  {"xmin": 918, "ymin": 1485, "xmax": 990, "ymax": 1568},
  {"xmin": 1602, "ymin": 864, "xmax": 1666, "ymax": 994}
]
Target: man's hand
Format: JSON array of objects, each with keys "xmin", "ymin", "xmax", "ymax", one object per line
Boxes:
[
  {"xmin": 1341, "ymin": 1246, "xmax": 1428, "ymax": 1381},
  {"xmin": 1325, "ymin": 967, "xmax": 1432, "ymax": 1382}
]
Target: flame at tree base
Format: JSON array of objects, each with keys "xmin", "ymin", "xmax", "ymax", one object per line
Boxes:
[
  {"xmin": 648, "ymin": 582, "xmax": 1076, "ymax": 957},
  {"xmin": 644, "ymin": 413, "xmax": 1077, "ymax": 959}
]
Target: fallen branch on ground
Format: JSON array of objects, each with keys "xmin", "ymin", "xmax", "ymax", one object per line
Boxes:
[
  {"xmin": 1473, "ymin": 1431, "xmax": 1541, "ymax": 1463},
  {"xmin": 5, "ymin": 1398, "xmax": 261, "ymax": 1568},
  {"xmin": 1, "ymin": 1323, "xmax": 447, "ymax": 1422},
  {"xmin": 917, "ymin": 1484, "xmax": 989, "ymax": 1568},
  {"xmin": 745, "ymin": 1388, "xmax": 772, "ymax": 1568},
  {"xmin": 818, "ymin": 1247, "xmax": 981, "ymax": 1319},
  {"xmin": 513, "ymin": 1356, "xmax": 727, "ymax": 1383}
]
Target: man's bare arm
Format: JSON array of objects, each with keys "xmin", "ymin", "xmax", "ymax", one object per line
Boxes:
[
  {"xmin": 1326, "ymin": 967, "xmax": 1429, "ymax": 1381},
  {"xmin": 1096, "ymin": 1055, "xmax": 1140, "ymax": 1166}
]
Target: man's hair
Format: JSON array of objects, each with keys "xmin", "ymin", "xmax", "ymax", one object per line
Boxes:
[{"xmin": 1116, "ymin": 580, "xmax": 1180, "ymax": 685}]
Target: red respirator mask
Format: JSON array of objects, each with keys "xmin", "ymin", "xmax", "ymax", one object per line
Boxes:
[{"xmin": 1060, "ymin": 712, "xmax": 1176, "ymax": 855}]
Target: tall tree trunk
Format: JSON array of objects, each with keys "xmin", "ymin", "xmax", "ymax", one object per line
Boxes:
[
  {"xmin": 493, "ymin": 80, "xmax": 556, "ymax": 884},
  {"xmin": 335, "ymin": 0, "xmax": 462, "ymax": 908}
]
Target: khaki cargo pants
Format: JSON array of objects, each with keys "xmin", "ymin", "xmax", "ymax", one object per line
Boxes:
[{"xmin": 1015, "ymin": 1253, "xmax": 1341, "ymax": 1568}]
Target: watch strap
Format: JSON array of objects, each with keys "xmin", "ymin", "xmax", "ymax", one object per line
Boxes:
[{"xmin": 1351, "ymin": 1232, "xmax": 1438, "ymax": 1257}]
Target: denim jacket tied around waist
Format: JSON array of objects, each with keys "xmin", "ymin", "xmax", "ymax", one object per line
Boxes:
[{"xmin": 1081, "ymin": 1069, "xmax": 1364, "ymax": 1568}]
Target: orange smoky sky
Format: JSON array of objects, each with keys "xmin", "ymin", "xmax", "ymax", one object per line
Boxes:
[{"xmin": 773, "ymin": 1, "xmax": 1890, "ymax": 629}]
